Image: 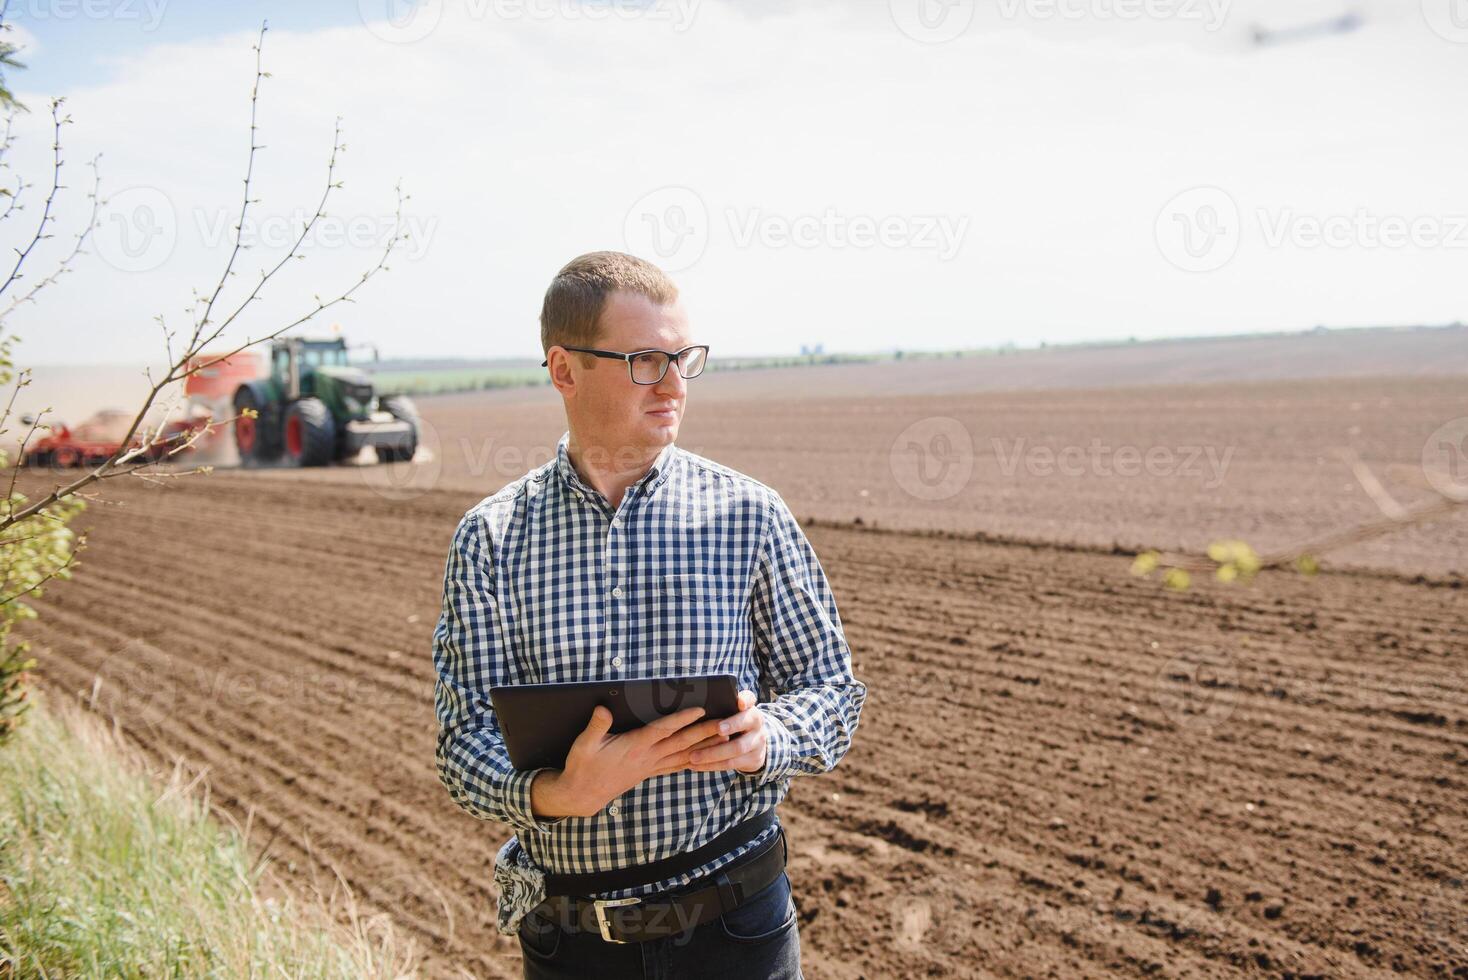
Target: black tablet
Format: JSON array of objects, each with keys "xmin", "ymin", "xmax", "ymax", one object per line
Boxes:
[{"xmin": 490, "ymin": 673, "xmax": 742, "ymax": 771}]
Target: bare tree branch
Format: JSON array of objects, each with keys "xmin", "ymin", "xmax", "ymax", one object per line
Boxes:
[
  {"xmin": 0, "ymin": 98, "xmax": 68, "ymax": 303},
  {"xmin": 186, "ymin": 22, "xmax": 270, "ymax": 355},
  {"xmin": 0, "ymin": 152, "xmax": 100, "ymax": 321},
  {"xmin": 0, "ymin": 20, "xmax": 406, "ymax": 533}
]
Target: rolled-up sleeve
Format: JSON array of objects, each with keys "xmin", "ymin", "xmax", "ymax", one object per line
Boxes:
[
  {"xmin": 433, "ymin": 509, "xmax": 566, "ymax": 834},
  {"xmin": 746, "ymin": 490, "xmax": 867, "ymax": 786}
]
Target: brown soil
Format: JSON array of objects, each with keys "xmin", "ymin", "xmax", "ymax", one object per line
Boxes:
[
  {"xmin": 19, "ymin": 461, "xmax": 1467, "ymax": 978},
  {"xmin": 301, "ymin": 374, "xmax": 1468, "ymax": 577}
]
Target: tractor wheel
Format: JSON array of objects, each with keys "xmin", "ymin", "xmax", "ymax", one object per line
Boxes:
[
  {"xmin": 282, "ymin": 398, "xmax": 337, "ymax": 467},
  {"xmin": 233, "ymin": 387, "xmax": 281, "ymax": 465},
  {"xmin": 375, "ymin": 394, "xmax": 420, "ymax": 463}
]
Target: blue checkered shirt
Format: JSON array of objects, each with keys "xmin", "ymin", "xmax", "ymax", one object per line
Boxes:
[{"xmin": 433, "ymin": 431, "xmax": 866, "ymax": 927}]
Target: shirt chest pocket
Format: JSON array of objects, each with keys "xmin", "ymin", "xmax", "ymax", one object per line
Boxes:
[{"xmin": 648, "ymin": 572, "xmax": 745, "ymax": 677}]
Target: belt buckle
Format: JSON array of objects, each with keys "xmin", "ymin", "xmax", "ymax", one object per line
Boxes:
[{"xmin": 592, "ymin": 896, "xmax": 641, "ymax": 943}]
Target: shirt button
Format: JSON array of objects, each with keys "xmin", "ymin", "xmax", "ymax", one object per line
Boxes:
[
  {"xmin": 611, "ymin": 517, "xmax": 621, "ymax": 528},
  {"xmin": 611, "ymin": 587, "xmax": 623, "ymax": 598},
  {"xmin": 612, "ymin": 656, "xmax": 623, "ymax": 667},
  {"xmin": 608, "ymin": 805, "xmax": 619, "ymax": 816}
]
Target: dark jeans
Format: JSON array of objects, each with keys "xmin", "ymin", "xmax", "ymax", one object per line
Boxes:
[{"xmin": 518, "ymin": 868, "xmax": 802, "ymax": 979}]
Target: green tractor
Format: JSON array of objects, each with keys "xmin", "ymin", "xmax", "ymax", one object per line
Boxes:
[{"xmin": 232, "ymin": 337, "xmax": 419, "ymax": 467}]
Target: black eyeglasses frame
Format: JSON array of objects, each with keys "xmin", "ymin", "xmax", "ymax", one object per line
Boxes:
[{"xmin": 540, "ymin": 344, "xmax": 711, "ymax": 385}]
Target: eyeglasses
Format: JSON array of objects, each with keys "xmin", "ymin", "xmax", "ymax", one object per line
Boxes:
[{"xmin": 541, "ymin": 345, "xmax": 711, "ymax": 385}]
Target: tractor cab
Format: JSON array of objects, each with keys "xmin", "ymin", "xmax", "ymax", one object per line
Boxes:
[{"xmin": 272, "ymin": 338, "xmax": 351, "ymax": 399}]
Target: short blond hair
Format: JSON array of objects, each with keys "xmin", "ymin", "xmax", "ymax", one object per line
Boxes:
[{"xmin": 540, "ymin": 251, "xmax": 679, "ymax": 358}]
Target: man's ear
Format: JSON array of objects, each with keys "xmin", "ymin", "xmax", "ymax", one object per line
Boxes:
[{"xmin": 547, "ymin": 347, "xmax": 577, "ymax": 397}]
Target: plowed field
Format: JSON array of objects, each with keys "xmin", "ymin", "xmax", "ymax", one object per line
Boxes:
[{"xmin": 20, "ymin": 430, "xmax": 1467, "ymax": 977}]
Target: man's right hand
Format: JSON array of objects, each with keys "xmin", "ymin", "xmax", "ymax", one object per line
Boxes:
[{"xmin": 530, "ymin": 705, "xmax": 731, "ymax": 819}]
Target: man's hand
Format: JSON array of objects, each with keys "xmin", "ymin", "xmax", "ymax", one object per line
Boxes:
[
  {"xmin": 686, "ymin": 690, "xmax": 768, "ymax": 775},
  {"xmin": 533, "ymin": 702, "xmax": 733, "ymax": 818}
]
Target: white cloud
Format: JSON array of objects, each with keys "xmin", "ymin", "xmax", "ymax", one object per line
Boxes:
[{"xmin": 1, "ymin": 0, "xmax": 1464, "ymax": 366}]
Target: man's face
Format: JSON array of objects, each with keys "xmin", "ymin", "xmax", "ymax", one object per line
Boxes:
[{"xmin": 562, "ymin": 290, "xmax": 692, "ymax": 457}]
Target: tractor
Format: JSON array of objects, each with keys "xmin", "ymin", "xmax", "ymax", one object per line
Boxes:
[{"xmin": 231, "ymin": 337, "xmax": 418, "ymax": 467}]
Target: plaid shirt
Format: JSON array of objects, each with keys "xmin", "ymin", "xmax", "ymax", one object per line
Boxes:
[{"xmin": 433, "ymin": 430, "xmax": 866, "ymax": 929}]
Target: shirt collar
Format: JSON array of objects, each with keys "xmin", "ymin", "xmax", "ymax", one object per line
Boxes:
[{"xmin": 553, "ymin": 431, "xmax": 679, "ymax": 502}]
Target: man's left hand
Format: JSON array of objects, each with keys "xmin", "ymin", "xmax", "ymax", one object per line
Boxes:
[{"xmin": 686, "ymin": 690, "xmax": 767, "ymax": 775}]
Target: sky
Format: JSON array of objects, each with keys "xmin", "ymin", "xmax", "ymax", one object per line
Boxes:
[{"xmin": 0, "ymin": 0, "xmax": 1465, "ymax": 366}]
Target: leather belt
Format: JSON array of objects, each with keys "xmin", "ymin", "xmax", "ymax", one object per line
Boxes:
[{"xmin": 532, "ymin": 822, "xmax": 788, "ymax": 944}]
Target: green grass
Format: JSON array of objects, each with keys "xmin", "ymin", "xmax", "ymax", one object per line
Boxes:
[
  {"xmin": 369, "ymin": 367, "xmax": 551, "ymax": 395},
  {"xmin": 366, "ymin": 349, "xmax": 981, "ymax": 396},
  {"xmin": 0, "ymin": 695, "xmax": 419, "ymax": 979}
]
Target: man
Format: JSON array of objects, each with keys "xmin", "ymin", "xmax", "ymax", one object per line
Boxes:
[{"xmin": 432, "ymin": 251, "xmax": 866, "ymax": 979}]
